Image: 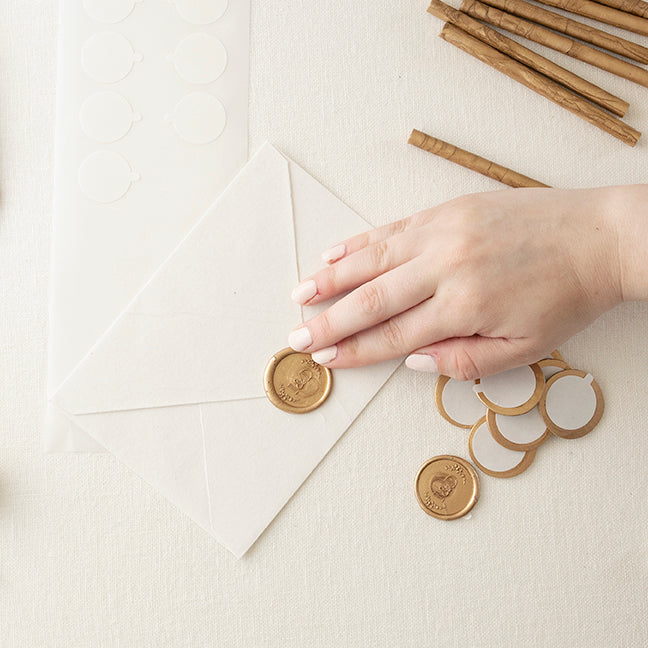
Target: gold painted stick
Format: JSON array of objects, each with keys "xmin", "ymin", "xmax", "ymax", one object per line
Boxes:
[
  {"xmin": 427, "ymin": 0, "xmax": 628, "ymax": 117},
  {"xmin": 483, "ymin": 0, "xmax": 648, "ymax": 64},
  {"xmin": 408, "ymin": 130, "xmax": 549, "ymax": 188},
  {"xmin": 462, "ymin": 0, "xmax": 648, "ymax": 88},
  {"xmin": 535, "ymin": 0, "xmax": 648, "ymax": 35},
  {"xmin": 438, "ymin": 24, "xmax": 641, "ymax": 146},
  {"xmin": 593, "ymin": 0, "xmax": 648, "ymax": 18}
]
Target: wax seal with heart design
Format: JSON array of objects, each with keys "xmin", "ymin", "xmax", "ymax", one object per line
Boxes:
[
  {"xmin": 264, "ymin": 348, "xmax": 332, "ymax": 414},
  {"xmin": 415, "ymin": 455, "xmax": 479, "ymax": 520}
]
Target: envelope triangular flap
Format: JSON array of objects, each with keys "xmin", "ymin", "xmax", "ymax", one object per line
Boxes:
[{"xmin": 54, "ymin": 144, "xmax": 301, "ymax": 415}]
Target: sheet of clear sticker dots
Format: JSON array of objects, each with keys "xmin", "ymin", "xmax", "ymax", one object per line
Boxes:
[
  {"xmin": 77, "ymin": 0, "xmax": 232, "ymax": 203},
  {"xmin": 434, "ymin": 351, "xmax": 605, "ymax": 479}
]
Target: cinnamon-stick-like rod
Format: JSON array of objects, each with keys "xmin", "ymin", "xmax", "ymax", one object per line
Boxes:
[
  {"xmin": 593, "ymin": 0, "xmax": 648, "ymax": 18},
  {"xmin": 535, "ymin": 0, "xmax": 648, "ymax": 35},
  {"xmin": 462, "ymin": 0, "xmax": 648, "ymax": 88},
  {"xmin": 438, "ymin": 24, "xmax": 641, "ymax": 146},
  {"xmin": 483, "ymin": 0, "xmax": 648, "ymax": 64},
  {"xmin": 427, "ymin": 0, "xmax": 628, "ymax": 117},
  {"xmin": 409, "ymin": 130, "xmax": 549, "ymax": 187}
]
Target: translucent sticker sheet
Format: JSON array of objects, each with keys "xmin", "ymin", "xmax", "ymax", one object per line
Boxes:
[{"xmin": 48, "ymin": 0, "xmax": 250, "ymax": 451}]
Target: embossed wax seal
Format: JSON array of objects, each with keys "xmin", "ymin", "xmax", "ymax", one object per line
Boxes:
[
  {"xmin": 263, "ymin": 348, "xmax": 332, "ymax": 414},
  {"xmin": 415, "ymin": 455, "xmax": 479, "ymax": 520}
]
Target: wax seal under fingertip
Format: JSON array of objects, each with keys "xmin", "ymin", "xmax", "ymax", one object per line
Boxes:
[{"xmin": 264, "ymin": 348, "xmax": 332, "ymax": 414}]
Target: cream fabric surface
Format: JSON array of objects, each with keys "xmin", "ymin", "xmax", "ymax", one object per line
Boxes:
[{"xmin": 2, "ymin": 0, "xmax": 648, "ymax": 646}]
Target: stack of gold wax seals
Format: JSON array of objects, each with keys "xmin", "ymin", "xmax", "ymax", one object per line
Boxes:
[
  {"xmin": 416, "ymin": 351, "xmax": 604, "ymax": 519},
  {"xmin": 263, "ymin": 348, "xmax": 332, "ymax": 414}
]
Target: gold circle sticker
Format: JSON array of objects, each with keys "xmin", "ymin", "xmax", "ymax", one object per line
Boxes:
[
  {"xmin": 263, "ymin": 348, "xmax": 332, "ymax": 414},
  {"xmin": 474, "ymin": 363, "xmax": 545, "ymax": 416},
  {"xmin": 469, "ymin": 416, "xmax": 536, "ymax": 478},
  {"xmin": 539, "ymin": 369, "xmax": 604, "ymax": 439},
  {"xmin": 415, "ymin": 455, "xmax": 479, "ymax": 520}
]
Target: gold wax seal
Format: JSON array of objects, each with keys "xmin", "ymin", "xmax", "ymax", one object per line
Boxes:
[
  {"xmin": 415, "ymin": 455, "xmax": 479, "ymax": 520},
  {"xmin": 263, "ymin": 347, "xmax": 332, "ymax": 414}
]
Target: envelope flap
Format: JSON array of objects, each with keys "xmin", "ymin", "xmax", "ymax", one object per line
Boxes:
[{"xmin": 54, "ymin": 144, "xmax": 300, "ymax": 415}]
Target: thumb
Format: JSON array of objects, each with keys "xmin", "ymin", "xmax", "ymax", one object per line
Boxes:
[{"xmin": 405, "ymin": 336, "xmax": 533, "ymax": 381}]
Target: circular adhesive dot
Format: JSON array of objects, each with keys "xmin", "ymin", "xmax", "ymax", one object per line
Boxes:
[
  {"xmin": 83, "ymin": 0, "xmax": 139, "ymax": 23},
  {"xmin": 435, "ymin": 375, "xmax": 485, "ymax": 428},
  {"xmin": 469, "ymin": 417, "xmax": 536, "ymax": 478},
  {"xmin": 170, "ymin": 0, "xmax": 228, "ymax": 24},
  {"xmin": 166, "ymin": 92, "xmax": 226, "ymax": 144},
  {"xmin": 82, "ymin": 32, "xmax": 142, "ymax": 83},
  {"xmin": 474, "ymin": 364, "xmax": 545, "ymax": 415},
  {"xmin": 170, "ymin": 33, "xmax": 227, "ymax": 84},
  {"xmin": 487, "ymin": 406, "xmax": 550, "ymax": 452},
  {"xmin": 80, "ymin": 91, "xmax": 141, "ymax": 143},
  {"xmin": 539, "ymin": 369, "xmax": 604, "ymax": 439},
  {"xmin": 78, "ymin": 150, "xmax": 140, "ymax": 203}
]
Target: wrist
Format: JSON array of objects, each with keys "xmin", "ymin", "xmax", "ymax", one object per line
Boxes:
[{"xmin": 604, "ymin": 184, "xmax": 648, "ymax": 303}]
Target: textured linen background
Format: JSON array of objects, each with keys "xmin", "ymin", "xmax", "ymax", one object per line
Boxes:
[{"xmin": 2, "ymin": 1, "xmax": 647, "ymax": 646}]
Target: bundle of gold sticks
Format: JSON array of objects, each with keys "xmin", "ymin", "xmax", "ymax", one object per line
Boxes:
[{"xmin": 426, "ymin": 0, "xmax": 648, "ymax": 146}]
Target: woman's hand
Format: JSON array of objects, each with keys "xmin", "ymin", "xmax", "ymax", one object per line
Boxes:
[{"xmin": 286, "ymin": 185, "xmax": 645, "ymax": 380}]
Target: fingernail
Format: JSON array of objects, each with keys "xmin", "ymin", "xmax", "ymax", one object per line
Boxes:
[
  {"xmin": 291, "ymin": 279, "xmax": 317, "ymax": 305},
  {"xmin": 288, "ymin": 326, "xmax": 312, "ymax": 351},
  {"xmin": 321, "ymin": 244, "xmax": 346, "ymax": 264},
  {"xmin": 405, "ymin": 353, "xmax": 438, "ymax": 373},
  {"xmin": 312, "ymin": 345, "xmax": 337, "ymax": 365}
]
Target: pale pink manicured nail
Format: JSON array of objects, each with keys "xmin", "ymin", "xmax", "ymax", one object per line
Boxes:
[
  {"xmin": 291, "ymin": 279, "xmax": 317, "ymax": 305},
  {"xmin": 405, "ymin": 353, "xmax": 438, "ymax": 373},
  {"xmin": 288, "ymin": 326, "xmax": 312, "ymax": 351},
  {"xmin": 321, "ymin": 244, "xmax": 346, "ymax": 264},
  {"xmin": 311, "ymin": 345, "xmax": 337, "ymax": 365}
]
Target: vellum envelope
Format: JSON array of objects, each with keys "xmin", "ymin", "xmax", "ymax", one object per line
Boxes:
[{"xmin": 50, "ymin": 144, "xmax": 400, "ymax": 557}]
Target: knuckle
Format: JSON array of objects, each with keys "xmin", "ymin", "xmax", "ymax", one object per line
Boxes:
[
  {"xmin": 353, "ymin": 232, "xmax": 371, "ymax": 253},
  {"xmin": 314, "ymin": 310, "xmax": 333, "ymax": 341},
  {"xmin": 450, "ymin": 346, "xmax": 482, "ymax": 381},
  {"xmin": 380, "ymin": 318, "xmax": 406, "ymax": 352},
  {"xmin": 369, "ymin": 240, "xmax": 390, "ymax": 273},
  {"xmin": 317, "ymin": 263, "xmax": 338, "ymax": 295},
  {"xmin": 339, "ymin": 333, "xmax": 360, "ymax": 362},
  {"xmin": 410, "ymin": 209, "xmax": 435, "ymax": 227},
  {"xmin": 357, "ymin": 282, "xmax": 387, "ymax": 318},
  {"xmin": 388, "ymin": 218, "xmax": 408, "ymax": 237}
]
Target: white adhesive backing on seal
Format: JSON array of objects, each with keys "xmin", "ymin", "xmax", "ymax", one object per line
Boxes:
[
  {"xmin": 471, "ymin": 418, "xmax": 528, "ymax": 473},
  {"xmin": 170, "ymin": 0, "xmax": 228, "ymax": 24},
  {"xmin": 494, "ymin": 407, "xmax": 547, "ymax": 445},
  {"xmin": 438, "ymin": 377, "xmax": 485, "ymax": 427},
  {"xmin": 544, "ymin": 374, "xmax": 597, "ymax": 430},
  {"xmin": 475, "ymin": 365, "xmax": 538, "ymax": 408},
  {"xmin": 82, "ymin": 32, "xmax": 142, "ymax": 83},
  {"xmin": 80, "ymin": 91, "xmax": 141, "ymax": 143},
  {"xmin": 170, "ymin": 33, "xmax": 227, "ymax": 84},
  {"xmin": 166, "ymin": 92, "xmax": 226, "ymax": 144},
  {"xmin": 78, "ymin": 150, "xmax": 140, "ymax": 203},
  {"xmin": 83, "ymin": 0, "xmax": 140, "ymax": 24}
]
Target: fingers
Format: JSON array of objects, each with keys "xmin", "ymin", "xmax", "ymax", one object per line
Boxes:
[
  {"xmin": 292, "ymin": 233, "xmax": 421, "ymax": 306},
  {"xmin": 320, "ymin": 210, "xmax": 433, "ymax": 266},
  {"xmin": 305, "ymin": 298, "xmax": 457, "ymax": 368},
  {"xmin": 404, "ymin": 336, "xmax": 533, "ymax": 381},
  {"xmin": 288, "ymin": 259, "xmax": 437, "ymax": 355}
]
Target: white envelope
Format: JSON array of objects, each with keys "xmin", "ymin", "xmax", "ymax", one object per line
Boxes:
[{"xmin": 50, "ymin": 143, "xmax": 400, "ymax": 557}]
